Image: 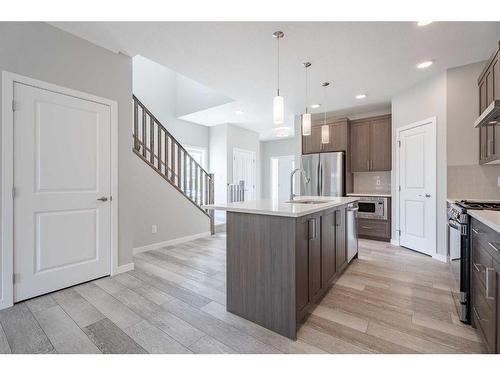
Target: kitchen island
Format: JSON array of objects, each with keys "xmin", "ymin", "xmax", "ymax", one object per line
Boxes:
[{"xmin": 204, "ymin": 196, "xmax": 358, "ymax": 339}]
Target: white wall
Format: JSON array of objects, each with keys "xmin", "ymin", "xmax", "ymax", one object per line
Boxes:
[
  {"xmin": 133, "ymin": 56, "xmax": 209, "ymax": 150},
  {"xmin": 260, "ymin": 139, "xmax": 296, "ymax": 199},
  {"xmin": 391, "ymin": 73, "xmax": 448, "ymax": 257},
  {"xmin": 0, "ymin": 22, "xmax": 134, "ymax": 304},
  {"xmin": 175, "ymin": 74, "xmax": 232, "ymax": 118},
  {"xmin": 132, "ymin": 55, "xmax": 210, "ymax": 248}
]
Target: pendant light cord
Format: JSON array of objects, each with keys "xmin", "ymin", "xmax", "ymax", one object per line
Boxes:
[
  {"xmin": 323, "ymin": 83, "xmax": 327, "ymax": 126},
  {"xmin": 277, "ymin": 36, "xmax": 280, "ymax": 96},
  {"xmin": 305, "ymin": 66, "xmax": 308, "ymax": 114}
]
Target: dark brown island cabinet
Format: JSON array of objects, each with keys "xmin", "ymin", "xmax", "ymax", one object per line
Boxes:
[
  {"xmin": 478, "ymin": 41, "xmax": 500, "ymax": 164},
  {"xmin": 470, "ymin": 217, "xmax": 500, "ymax": 353},
  {"xmin": 226, "ymin": 204, "xmax": 352, "ymax": 340},
  {"xmin": 350, "ymin": 115, "xmax": 392, "ymax": 172}
]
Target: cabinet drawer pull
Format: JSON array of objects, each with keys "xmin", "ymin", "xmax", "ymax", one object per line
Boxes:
[
  {"xmin": 488, "ymin": 242, "xmax": 499, "ymax": 252},
  {"xmin": 361, "ymin": 226, "xmax": 372, "ymax": 230},
  {"xmin": 308, "ymin": 218, "xmax": 317, "ymax": 240},
  {"xmin": 486, "ymin": 267, "xmax": 496, "ymax": 300}
]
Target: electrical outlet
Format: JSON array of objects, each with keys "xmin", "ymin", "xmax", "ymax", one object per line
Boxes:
[
  {"xmin": 376, "ymin": 179, "xmax": 381, "ymax": 186},
  {"xmin": 151, "ymin": 224, "xmax": 158, "ymax": 234},
  {"xmin": 498, "ymin": 177, "xmax": 500, "ymax": 187}
]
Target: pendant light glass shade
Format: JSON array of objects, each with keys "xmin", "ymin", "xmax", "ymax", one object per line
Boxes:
[
  {"xmin": 321, "ymin": 124, "xmax": 329, "ymax": 144},
  {"xmin": 301, "ymin": 113, "xmax": 311, "ymax": 136},
  {"xmin": 273, "ymin": 95, "xmax": 284, "ymax": 125}
]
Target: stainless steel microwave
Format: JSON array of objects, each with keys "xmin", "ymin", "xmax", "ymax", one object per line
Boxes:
[{"xmin": 354, "ymin": 196, "xmax": 388, "ymax": 220}]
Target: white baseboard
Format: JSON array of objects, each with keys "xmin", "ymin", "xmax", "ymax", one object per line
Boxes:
[
  {"xmin": 432, "ymin": 253, "xmax": 448, "ymax": 263},
  {"xmin": 112, "ymin": 262, "xmax": 134, "ymax": 275},
  {"xmin": 390, "ymin": 239, "xmax": 399, "ymax": 246},
  {"xmin": 133, "ymin": 231, "xmax": 211, "ymax": 255}
]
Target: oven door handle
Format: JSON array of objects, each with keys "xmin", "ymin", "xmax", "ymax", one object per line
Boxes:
[{"xmin": 448, "ymin": 219, "xmax": 467, "ymax": 236}]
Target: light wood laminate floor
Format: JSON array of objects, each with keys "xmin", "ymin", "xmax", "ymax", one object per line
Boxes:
[{"xmin": 0, "ymin": 235, "xmax": 486, "ymax": 354}]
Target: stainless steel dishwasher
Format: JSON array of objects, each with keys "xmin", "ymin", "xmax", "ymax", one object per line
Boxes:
[{"xmin": 346, "ymin": 202, "xmax": 359, "ymax": 262}]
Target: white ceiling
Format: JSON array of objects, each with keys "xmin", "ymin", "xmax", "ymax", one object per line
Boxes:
[{"xmin": 52, "ymin": 21, "xmax": 500, "ymax": 140}]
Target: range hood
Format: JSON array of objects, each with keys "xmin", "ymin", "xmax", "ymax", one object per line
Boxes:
[{"xmin": 474, "ymin": 100, "xmax": 500, "ymax": 128}]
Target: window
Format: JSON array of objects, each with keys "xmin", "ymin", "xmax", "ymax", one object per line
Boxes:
[{"xmin": 183, "ymin": 145, "xmax": 207, "ymax": 169}]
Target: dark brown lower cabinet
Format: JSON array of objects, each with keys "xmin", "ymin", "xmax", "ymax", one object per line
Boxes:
[
  {"xmin": 226, "ymin": 204, "xmax": 352, "ymax": 340},
  {"xmin": 471, "ymin": 217, "xmax": 500, "ymax": 353}
]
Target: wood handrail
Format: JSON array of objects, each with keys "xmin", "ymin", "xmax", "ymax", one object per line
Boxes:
[
  {"xmin": 132, "ymin": 95, "xmax": 215, "ymax": 234},
  {"xmin": 133, "ymin": 95, "xmax": 210, "ymax": 177}
]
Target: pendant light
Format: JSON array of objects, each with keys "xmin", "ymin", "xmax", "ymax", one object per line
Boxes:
[
  {"xmin": 301, "ymin": 62, "xmax": 312, "ymax": 136},
  {"xmin": 272, "ymin": 31, "xmax": 284, "ymax": 125},
  {"xmin": 321, "ymin": 82, "xmax": 330, "ymax": 144}
]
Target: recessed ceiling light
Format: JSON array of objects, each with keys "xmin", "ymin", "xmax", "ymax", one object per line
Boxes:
[
  {"xmin": 310, "ymin": 104, "xmax": 321, "ymax": 109},
  {"xmin": 355, "ymin": 94, "xmax": 367, "ymax": 100},
  {"xmin": 235, "ymin": 110, "xmax": 244, "ymax": 115},
  {"xmin": 417, "ymin": 60, "xmax": 434, "ymax": 69},
  {"xmin": 417, "ymin": 21, "xmax": 433, "ymax": 27}
]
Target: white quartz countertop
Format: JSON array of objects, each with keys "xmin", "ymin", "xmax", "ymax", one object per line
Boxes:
[
  {"xmin": 468, "ymin": 210, "xmax": 500, "ymax": 234},
  {"xmin": 202, "ymin": 196, "xmax": 358, "ymax": 218},
  {"xmin": 347, "ymin": 192, "xmax": 391, "ymax": 198}
]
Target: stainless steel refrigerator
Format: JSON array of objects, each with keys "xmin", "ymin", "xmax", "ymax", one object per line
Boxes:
[{"xmin": 300, "ymin": 152, "xmax": 345, "ymax": 197}]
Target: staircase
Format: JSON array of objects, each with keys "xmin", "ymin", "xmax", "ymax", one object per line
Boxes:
[{"xmin": 132, "ymin": 95, "xmax": 215, "ymax": 234}]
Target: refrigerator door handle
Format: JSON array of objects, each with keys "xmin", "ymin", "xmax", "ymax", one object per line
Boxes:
[{"xmin": 318, "ymin": 161, "xmax": 322, "ymax": 196}]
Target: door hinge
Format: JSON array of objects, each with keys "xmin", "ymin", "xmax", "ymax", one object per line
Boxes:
[
  {"xmin": 12, "ymin": 100, "xmax": 17, "ymax": 112},
  {"xmin": 398, "ymin": 185, "xmax": 401, "ymax": 192},
  {"xmin": 12, "ymin": 187, "xmax": 15, "ymax": 198},
  {"xmin": 397, "ymin": 140, "xmax": 401, "ymax": 147},
  {"xmin": 13, "ymin": 273, "xmax": 20, "ymax": 284},
  {"xmin": 397, "ymin": 229, "xmax": 401, "ymax": 236}
]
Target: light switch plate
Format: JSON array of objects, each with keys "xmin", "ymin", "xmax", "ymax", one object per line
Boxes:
[{"xmin": 152, "ymin": 224, "xmax": 158, "ymax": 234}]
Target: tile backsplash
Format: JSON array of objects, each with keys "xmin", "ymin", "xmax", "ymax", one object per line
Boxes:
[
  {"xmin": 447, "ymin": 165, "xmax": 500, "ymax": 200},
  {"xmin": 352, "ymin": 172, "xmax": 391, "ymax": 193}
]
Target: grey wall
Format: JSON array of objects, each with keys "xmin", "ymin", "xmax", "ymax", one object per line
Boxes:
[
  {"xmin": 260, "ymin": 139, "xmax": 296, "ymax": 199},
  {"xmin": 132, "ymin": 55, "xmax": 210, "ymax": 248},
  {"xmin": 0, "ymin": 23, "xmax": 134, "ymax": 276},
  {"xmin": 133, "ymin": 56, "xmax": 209, "ymax": 150},
  {"xmin": 391, "ymin": 72, "xmax": 448, "ymax": 257},
  {"xmin": 446, "ymin": 61, "xmax": 500, "ymax": 200}
]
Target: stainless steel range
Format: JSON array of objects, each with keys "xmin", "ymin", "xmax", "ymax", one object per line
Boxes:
[{"xmin": 447, "ymin": 200, "xmax": 500, "ymax": 324}]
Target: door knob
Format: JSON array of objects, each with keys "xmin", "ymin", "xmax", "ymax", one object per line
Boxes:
[
  {"xmin": 97, "ymin": 196, "xmax": 108, "ymax": 202},
  {"xmin": 418, "ymin": 194, "xmax": 431, "ymax": 198}
]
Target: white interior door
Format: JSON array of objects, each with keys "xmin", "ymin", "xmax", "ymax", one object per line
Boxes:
[
  {"xmin": 13, "ymin": 82, "xmax": 112, "ymax": 302},
  {"xmin": 398, "ymin": 119, "xmax": 436, "ymax": 256},
  {"xmin": 233, "ymin": 148, "xmax": 256, "ymax": 201},
  {"xmin": 271, "ymin": 155, "xmax": 295, "ymax": 202}
]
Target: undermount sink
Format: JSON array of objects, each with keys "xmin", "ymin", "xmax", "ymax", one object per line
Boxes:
[{"xmin": 286, "ymin": 199, "xmax": 330, "ymax": 204}]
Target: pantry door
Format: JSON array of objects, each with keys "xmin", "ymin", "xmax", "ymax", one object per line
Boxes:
[{"xmin": 398, "ymin": 118, "xmax": 437, "ymax": 256}]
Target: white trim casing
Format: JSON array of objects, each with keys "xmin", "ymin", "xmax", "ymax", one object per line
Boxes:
[
  {"xmin": 394, "ymin": 116, "xmax": 439, "ymax": 258},
  {"xmin": 0, "ymin": 71, "xmax": 120, "ymax": 309},
  {"xmin": 133, "ymin": 231, "xmax": 211, "ymax": 255}
]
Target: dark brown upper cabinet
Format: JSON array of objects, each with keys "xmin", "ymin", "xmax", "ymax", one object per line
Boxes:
[
  {"xmin": 301, "ymin": 118, "xmax": 349, "ymax": 154},
  {"xmin": 350, "ymin": 115, "xmax": 392, "ymax": 172},
  {"xmin": 478, "ymin": 42, "xmax": 500, "ymax": 165}
]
